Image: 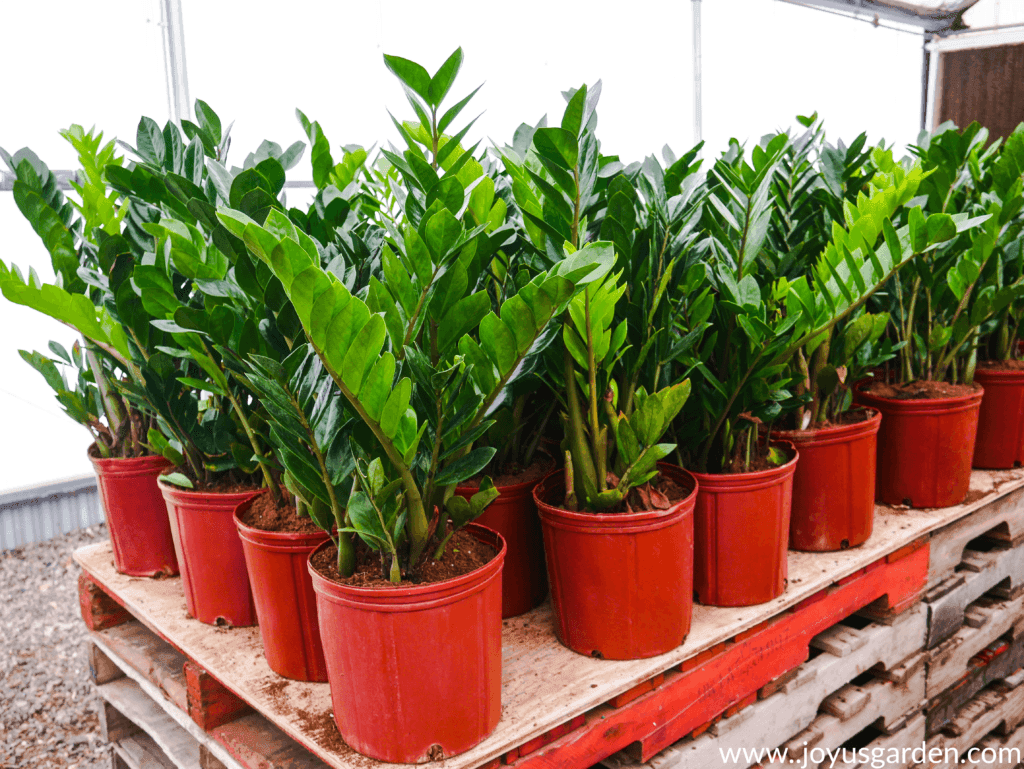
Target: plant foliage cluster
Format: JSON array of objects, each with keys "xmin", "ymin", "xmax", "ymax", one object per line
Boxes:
[{"xmin": 3, "ymin": 50, "xmax": 1022, "ymax": 581}]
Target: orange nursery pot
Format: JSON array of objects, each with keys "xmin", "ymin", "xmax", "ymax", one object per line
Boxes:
[
  {"xmin": 309, "ymin": 523, "xmax": 505, "ymax": 763},
  {"xmin": 159, "ymin": 476, "xmax": 263, "ymax": 627},
  {"xmin": 972, "ymin": 367, "xmax": 1024, "ymax": 470},
  {"xmin": 692, "ymin": 444, "xmax": 798, "ymax": 607},
  {"xmin": 454, "ymin": 473, "xmax": 547, "ymax": 618},
  {"xmin": 89, "ymin": 448, "xmax": 178, "ymax": 577},
  {"xmin": 855, "ymin": 383, "xmax": 982, "ymax": 508},
  {"xmin": 234, "ymin": 499, "xmax": 330, "ymax": 682},
  {"xmin": 533, "ymin": 463, "xmax": 697, "ymax": 660},
  {"xmin": 774, "ymin": 409, "xmax": 881, "ymax": 552}
]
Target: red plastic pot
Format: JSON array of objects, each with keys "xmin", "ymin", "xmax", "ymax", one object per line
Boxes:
[
  {"xmin": 692, "ymin": 445, "xmax": 798, "ymax": 607},
  {"xmin": 972, "ymin": 367, "xmax": 1024, "ymax": 469},
  {"xmin": 855, "ymin": 383, "xmax": 983, "ymax": 508},
  {"xmin": 454, "ymin": 476, "xmax": 547, "ymax": 618},
  {"xmin": 533, "ymin": 463, "xmax": 697, "ymax": 660},
  {"xmin": 309, "ymin": 523, "xmax": 505, "ymax": 763},
  {"xmin": 89, "ymin": 447, "xmax": 178, "ymax": 577},
  {"xmin": 234, "ymin": 500, "xmax": 330, "ymax": 682},
  {"xmin": 775, "ymin": 409, "xmax": 881, "ymax": 552},
  {"xmin": 159, "ymin": 476, "xmax": 263, "ymax": 627}
]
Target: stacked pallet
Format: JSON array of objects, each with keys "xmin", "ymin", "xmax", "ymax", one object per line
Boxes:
[
  {"xmin": 603, "ymin": 486, "xmax": 1024, "ymax": 769},
  {"xmin": 77, "ymin": 470, "xmax": 1024, "ymax": 769}
]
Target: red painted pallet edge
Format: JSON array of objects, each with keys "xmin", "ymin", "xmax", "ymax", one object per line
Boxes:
[
  {"xmin": 507, "ymin": 542, "xmax": 929, "ymax": 769},
  {"xmin": 79, "ymin": 573, "xmax": 132, "ymax": 631},
  {"xmin": 80, "ymin": 571, "xmax": 254, "ymax": 735}
]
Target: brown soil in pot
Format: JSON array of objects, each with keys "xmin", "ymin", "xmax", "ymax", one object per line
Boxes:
[
  {"xmin": 462, "ymin": 454, "xmax": 556, "ymax": 488},
  {"xmin": 864, "ymin": 380, "xmax": 981, "ymax": 400},
  {"xmin": 311, "ymin": 528, "xmax": 497, "ymax": 589},
  {"xmin": 544, "ymin": 470, "xmax": 690, "ymax": 514},
  {"xmin": 240, "ymin": 494, "xmax": 322, "ymax": 534},
  {"xmin": 161, "ymin": 469, "xmax": 261, "ymax": 494},
  {"xmin": 784, "ymin": 408, "xmax": 872, "ymax": 432},
  {"xmin": 977, "ymin": 359, "xmax": 1024, "ymax": 371}
]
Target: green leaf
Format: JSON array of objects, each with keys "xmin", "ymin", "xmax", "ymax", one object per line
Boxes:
[
  {"xmin": 137, "ymin": 117, "xmax": 165, "ymax": 165},
  {"xmin": 434, "ymin": 447, "xmax": 496, "ymax": 487},
  {"xmin": 347, "ymin": 490, "xmax": 392, "ymax": 552},
  {"xmin": 380, "ymin": 378, "xmax": 412, "ymax": 437},
  {"xmin": 160, "ymin": 472, "xmax": 193, "ymax": 489},
  {"xmin": 560, "ymin": 85, "xmax": 588, "ymax": 137},
  {"xmin": 195, "ymin": 100, "xmax": 222, "ymax": 143},
  {"xmin": 427, "ymin": 48, "xmax": 463, "ymax": 107},
  {"xmin": 341, "ymin": 314, "xmax": 387, "ymax": 396},
  {"xmin": 533, "ymin": 128, "xmax": 579, "ymax": 170},
  {"xmin": 383, "ymin": 54, "xmax": 431, "ymax": 103},
  {"xmin": 479, "ymin": 312, "xmax": 518, "ymax": 376}
]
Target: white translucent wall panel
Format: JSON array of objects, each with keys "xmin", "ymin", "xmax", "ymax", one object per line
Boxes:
[
  {"xmin": 184, "ymin": 0, "xmax": 923, "ymax": 169},
  {"xmin": 701, "ymin": 1, "xmax": 924, "ymax": 155},
  {"xmin": 0, "ymin": 1, "xmax": 166, "ymax": 490},
  {"xmin": 964, "ymin": 0, "xmax": 1024, "ymax": 28}
]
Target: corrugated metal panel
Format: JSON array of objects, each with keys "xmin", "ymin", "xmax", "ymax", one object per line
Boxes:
[{"xmin": 0, "ymin": 474, "xmax": 104, "ymax": 551}]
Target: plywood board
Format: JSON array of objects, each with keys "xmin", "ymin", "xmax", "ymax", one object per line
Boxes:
[{"xmin": 75, "ymin": 469, "xmax": 1024, "ymax": 769}]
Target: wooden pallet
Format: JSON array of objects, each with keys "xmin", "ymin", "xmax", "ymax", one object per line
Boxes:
[
  {"xmin": 922, "ymin": 669, "xmax": 1024, "ymax": 769},
  {"xmin": 924, "ymin": 536, "xmax": 1024, "ymax": 649},
  {"xmin": 928, "ymin": 592, "xmax": 1024, "ymax": 698},
  {"xmin": 90, "ymin": 623, "xmax": 325, "ymax": 769},
  {"xmin": 600, "ymin": 607, "xmax": 927, "ymax": 769},
  {"xmin": 819, "ymin": 712, "xmax": 928, "ymax": 769},
  {"xmin": 926, "ymin": 628, "xmax": 1024, "ymax": 736},
  {"xmin": 927, "ymin": 476, "xmax": 1024, "ymax": 589},
  {"xmin": 76, "ymin": 469, "xmax": 1024, "ymax": 769}
]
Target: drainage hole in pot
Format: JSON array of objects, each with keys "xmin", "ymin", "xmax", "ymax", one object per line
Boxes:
[
  {"xmin": 902, "ymin": 498, "xmax": 913, "ymax": 507},
  {"xmin": 428, "ymin": 745, "xmax": 445, "ymax": 761},
  {"xmin": 590, "ymin": 650, "xmax": 604, "ymax": 660},
  {"xmin": 840, "ymin": 539, "xmax": 850, "ymax": 550},
  {"xmin": 215, "ymin": 617, "xmax": 229, "ymax": 627}
]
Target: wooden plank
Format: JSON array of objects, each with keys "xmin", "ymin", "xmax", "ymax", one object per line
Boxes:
[
  {"xmin": 81, "ymin": 572, "xmax": 132, "ymax": 631},
  {"xmin": 961, "ymin": 716, "xmax": 1024, "ymax": 769},
  {"xmin": 924, "ymin": 539, "xmax": 1024, "ymax": 648},
  {"xmin": 93, "ymin": 624, "xmax": 326, "ymax": 769},
  {"xmin": 602, "ymin": 607, "xmax": 927, "ymax": 769},
  {"xmin": 91, "ymin": 641, "xmax": 126, "ymax": 685},
  {"xmin": 509, "ymin": 546, "xmax": 929, "ymax": 769},
  {"xmin": 75, "ymin": 469, "xmax": 1024, "ymax": 769},
  {"xmin": 210, "ymin": 714, "xmax": 329, "ymax": 769},
  {"xmin": 184, "ymin": 660, "xmax": 252, "ymax": 731},
  {"xmin": 98, "ymin": 621, "xmax": 190, "ymax": 714},
  {"xmin": 926, "ymin": 631, "xmax": 1024, "ymax": 736},
  {"xmin": 925, "ymin": 672, "xmax": 1024, "ymax": 769},
  {"xmin": 805, "ymin": 712, "xmax": 926, "ymax": 769},
  {"xmin": 927, "ymin": 479, "xmax": 1024, "ymax": 588},
  {"xmin": 778, "ymin": 656, "xmax": 926, "ymax": 757},
  {"xmin": 928, "ymin": 594, "xmax": 1024, "ymax": 697},
  {"xmin": 99, "ymin": 678, "xmax": 202, "ymax": 768},
  {"xmin": 113, "ymin": 732, "xmax": 179, "ymax": 769}
]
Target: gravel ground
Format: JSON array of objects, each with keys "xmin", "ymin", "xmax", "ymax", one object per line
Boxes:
[{"xmin": 1, "ymin": 524, "xmax": 110, "ymax": 769}]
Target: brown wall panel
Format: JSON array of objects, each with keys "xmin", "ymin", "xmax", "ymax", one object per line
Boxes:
[{"xmin": 935, "ymin": 42, "xmax": 1024, "ymax": 141}]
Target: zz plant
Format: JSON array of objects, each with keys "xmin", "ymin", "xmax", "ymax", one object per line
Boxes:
[
  {"xmin": 676, "ymin": 135, "xmax": 975, "ymax": 472},
  {"xmin": 501, "ymin": 83, "xmax": 692, "ymax": 511},
  {"xmin": 213, "ymin": 50, "xmax": 613, "ymax": 580}
]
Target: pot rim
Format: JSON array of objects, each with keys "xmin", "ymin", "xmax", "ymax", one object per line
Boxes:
[
  {"xmin": 307, "ymin": 522, "xmax": 506, "ymax": 607},
  {"xmin": 88, "ymin": 443, "xmax": 172, "ymax": 471},
  {"xmin": 157, "ymin": 468, "xmax": 266, "ymax": 502},
  {"xmin": 854, "ymin": 379, "xmax": 985, "ymax": 408},
  {"xmin": 973, "ymin": 365, "xmax": 1024, "ymax": 383},
  {"xmin": 532, "ymin": 462, "xmax": 698, "ymax": 525},
  {"xmin": 774, "ymin": 408, "xmax": 882, "ymax": 445},
  {"xmin": 689, "ymin": 441, "xmax": 799, "ymax": 484},
  {"xmin": 233, "ymin": 497, "xmax": 332, "ymax": 549},
  {"xmin": 454, "ymin": 455, "xmax": 558, "ymax": 495}
]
